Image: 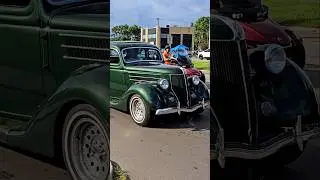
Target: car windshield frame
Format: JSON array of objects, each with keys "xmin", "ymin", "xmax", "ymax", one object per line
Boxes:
[{"xmin": 121, "ymin": 47, "xmax": 163, "ymax": 64}]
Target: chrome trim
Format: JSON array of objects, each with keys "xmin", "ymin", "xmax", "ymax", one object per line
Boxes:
[
  {"xmin": 210, "ymin": 123, "xmax": 320, "ymax": 160},
  {"xmin": 236, "ymin": 41, "xmax": 252, "ymax": 143},
  {"xmin": 59, "ymin": 33, "xmax": 109, "ymax": 40},
  {"xmin": 212, "ymin": 15, "xmax": 245, "ymax": 41},
  {"xmin": 155, "ymin": 101, "xmax": 209, "ymax": 115},
  {"xmin": 61, "ymin": 44, "xmax": 108, "ymax": 51},
  {"xmin": 63, "ymin": 56, "xmax": 107, "ymax": 63},
  {"xmin": 179, "ymin": 67, "xmax": 190, "ymax": 106}
]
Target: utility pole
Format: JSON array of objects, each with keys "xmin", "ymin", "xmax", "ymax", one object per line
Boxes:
[{"xmin": 156, "ymin": 18, "xmax": 160, "ymax": 27}]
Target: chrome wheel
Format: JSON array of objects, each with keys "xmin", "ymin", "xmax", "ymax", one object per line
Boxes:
[
  {"xmin": 63, "ymin": 105, "xmax": 110, "ymax": 180},
  {"xmin": 130, "ymin": 95, "xmax": 146, "ymax": 123}
]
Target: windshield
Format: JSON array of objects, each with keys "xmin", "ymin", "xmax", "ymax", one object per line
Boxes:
[{"xmin": 121, "ymin": 47, "xmax": 163, "ymax": 64}]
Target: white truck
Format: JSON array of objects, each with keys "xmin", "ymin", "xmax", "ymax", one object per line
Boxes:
[{"xmin": 198, "ymin": 49, "xmax": 210, "ymax": 60}]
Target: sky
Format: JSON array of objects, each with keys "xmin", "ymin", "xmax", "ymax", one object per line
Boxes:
[{"xmin": 110, "ymin": 0, "xmax": 210, "ymax": 28}]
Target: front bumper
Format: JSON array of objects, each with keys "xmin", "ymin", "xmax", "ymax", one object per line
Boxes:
[
  {"xmin": 155, "ymin": 100, "xmax": 210, "ymax": 115},
  {"xmin": 211, "ymin": 116, "xmax": 320, "ymax": 167}
]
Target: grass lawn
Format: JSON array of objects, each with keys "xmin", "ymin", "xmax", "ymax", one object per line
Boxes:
[
  {"xmin": 264, "ymin": 0, "xmax": 320, "ymax": 28},
  {"xmin": 192, "ymin": 60, "xmax": 210, "ymax": 71}
]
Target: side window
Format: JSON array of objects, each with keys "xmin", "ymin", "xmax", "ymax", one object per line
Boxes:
[
  {"xmin": 137, "ymin": 49, "xmax": 146, "ymax": 59},
  {"xmin": 0, "ymin": 0, "xmax": 30, "ymax": 6},
  {"xmin": 110, "ymin": 49, "xmax": 120, "ymax": 64}
]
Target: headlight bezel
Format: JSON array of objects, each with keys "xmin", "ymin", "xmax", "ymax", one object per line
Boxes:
[
  {"xmin": 158, "ymin": 79, "xmax": 169, "ymax": 90},
  {"xmin": 264, "ymin": 44, "xmax": 287, "ymax": 74},
  {"xmin": 192, "ymin": 76, "xmax": 200, "ymax": 86}
]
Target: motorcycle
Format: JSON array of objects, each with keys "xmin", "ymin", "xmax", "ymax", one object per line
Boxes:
[
  {"xmin": 215, "ymin": 0, "xmax": 306, "ymax": 68},
  {"xmin": 170, "ymin": 50, "xmax": 206, "ymax": 83}
]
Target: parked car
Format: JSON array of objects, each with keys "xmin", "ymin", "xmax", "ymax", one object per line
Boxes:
[
  {"xmin": 110, "ymin": 41, "xmax": 210, "ymax": 126},
  {"xmin": 0, "ymin": 1, "xmax": 110, "ymax": 180},
  {"xmin": 210, "ymin": 15, "xmax": 320, "ymax": 169},
  {"xmin": 198, "ymin": 49, "xmax": 210, "ymax": 60},
  {"xmin": 215, "ymin": 0, "xmax": 306, "ymax": 69}
]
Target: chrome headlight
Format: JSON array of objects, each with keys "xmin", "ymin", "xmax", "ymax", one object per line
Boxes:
[
  {"xmin": 264, "ymin": 44, "xmax": 286, "ymax": 74},
  {"xmin": 158, "ymin": 79, "xmax": 169, "ymax": 90},
  {"xmin": 192, "ymin": 76, "xmax": 200, "ymax": 86}
]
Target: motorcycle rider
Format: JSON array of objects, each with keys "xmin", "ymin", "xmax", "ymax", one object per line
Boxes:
[{"xmin": 162, "ymin": 45, "xmax": 178, "ymax": 65}]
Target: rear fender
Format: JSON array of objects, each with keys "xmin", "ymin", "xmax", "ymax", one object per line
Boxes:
[{"xmin": 7, "ymin": 65, "xmax": 109, "ymax": 157}]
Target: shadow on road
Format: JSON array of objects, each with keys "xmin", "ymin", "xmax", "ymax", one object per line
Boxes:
[{"xmin": 152, "ymin": 112, "xmax": 210, "ymax": 131}]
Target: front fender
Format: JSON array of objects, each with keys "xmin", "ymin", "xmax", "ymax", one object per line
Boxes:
[
  {"xmin": 119, "ymin": 83, "xmax": 164, "ymax": 112},
  {"xmin": 288, "ymin": 60, "xmax": 320, "ymax": 116}
]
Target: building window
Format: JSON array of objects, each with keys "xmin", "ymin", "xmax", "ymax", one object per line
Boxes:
[
  {"xmin": 148, "ymin": 28, "xmax": 156, "ymax": 34},
  {"xmin": 148, "ymin": 34, "xmax": 156, "ymax": 39}
]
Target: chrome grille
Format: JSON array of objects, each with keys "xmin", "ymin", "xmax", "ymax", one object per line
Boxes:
[
  {"xmin": 211, "ymin": 40, "xmax": 255, "ymax": 143},
  {"xmin": 170, "ymin": 74, "xmax": 188, "ymax": 107}
]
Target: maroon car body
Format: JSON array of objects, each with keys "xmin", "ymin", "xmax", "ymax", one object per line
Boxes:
[{"xmin": 215, "ymin": 0, "xmax": 306, "ymax": 68}]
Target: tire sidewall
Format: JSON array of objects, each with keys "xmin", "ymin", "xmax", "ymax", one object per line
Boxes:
[
  {"xmin": 129, "ymin": 94, "xmax": 152, "ymax": 126},
  {"xmin": 62, "ymin": 104, "xmax": 110, "ymax": 180}
]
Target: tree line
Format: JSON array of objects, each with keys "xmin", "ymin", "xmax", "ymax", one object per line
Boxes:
[{"xmin": 111, "ymin": 16, "xmax": 209, "ymax": 50}]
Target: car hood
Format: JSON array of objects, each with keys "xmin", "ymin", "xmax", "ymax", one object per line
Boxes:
[
  {"xmin": 125, "ymin": 63, "xmax": 184, "ymax": 75},
  {"xmin": 49, "ymin": 2, "xmax": 109, "ymax": 32},
  {"xmin": 241, "ymin": 19, "xmax": 291, "ymax": 45},
  {"xmin": 183, "ymin": 67, "xmax": 202, "ymax": 76}
]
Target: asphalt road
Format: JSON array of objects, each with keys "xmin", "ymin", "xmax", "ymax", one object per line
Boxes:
[{"xmin": 110, "ymin": 109, "xmax": 210, "ymax": 180}]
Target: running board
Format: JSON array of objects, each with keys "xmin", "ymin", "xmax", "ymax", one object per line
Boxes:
[{"xmin": 0, "ymin": 117, "xmax": 28, "ymax": 143}]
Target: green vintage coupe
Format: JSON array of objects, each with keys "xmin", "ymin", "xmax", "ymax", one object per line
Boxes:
[
  {"xmin": 0, "ymin": 1, "xmax": 110, "ymax": 180},
  {"xmin": 110, "ymin": 41, "xmax": 210, "ymax": 126}
]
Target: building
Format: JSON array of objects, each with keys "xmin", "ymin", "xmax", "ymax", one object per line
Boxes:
[{"xmin": 140, "ymin": 25, "xmax": 195, "ymax": 50}]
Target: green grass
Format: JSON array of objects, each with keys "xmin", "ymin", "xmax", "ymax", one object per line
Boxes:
[
  {"xmin": 192, "ymin": 60, "xmax": 210, "ymax": 71},
  {"xmin": 112, "ymin": 161, "xmax": 130, "ymax": 180},
  {"xmin": 264, "ymin": 0, "xmax": 320, "ymax": 28}
]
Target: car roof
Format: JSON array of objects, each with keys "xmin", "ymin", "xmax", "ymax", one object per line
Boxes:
[{"xmin": 111, "ymin": 41, "xmax": 158, "ymax": 49}]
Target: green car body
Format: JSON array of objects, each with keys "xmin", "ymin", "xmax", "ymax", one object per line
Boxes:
[
  {"xmin": 0, "ymin": 0, "xmax": 110, "ymax": 178},
  {"xmin": 110, "ymin": 41, "xmax": 210, "ymax": 125}
]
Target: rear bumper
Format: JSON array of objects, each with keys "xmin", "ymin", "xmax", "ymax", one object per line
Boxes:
[
  {"xmin": 211, "ymin": 117, "xmax": 320, "ymax": 167},
  {"xmin": 155, "ymin": 100, "xmax": 210, "ymax": 115}
]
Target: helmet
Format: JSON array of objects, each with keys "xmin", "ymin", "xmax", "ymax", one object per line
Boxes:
[{"xmin": 165, "ymin": 45, "xmax": 170, "ymax": 50}]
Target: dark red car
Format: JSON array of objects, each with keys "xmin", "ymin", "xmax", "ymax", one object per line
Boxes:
[{"xmin": 215, "ymin": 0, "xmax": 306, "ymax": 68}]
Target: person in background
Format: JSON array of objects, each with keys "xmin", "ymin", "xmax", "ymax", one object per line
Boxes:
[{"xmin": 162, "ymin": 45, "xmax": 177, "ymax": 65}]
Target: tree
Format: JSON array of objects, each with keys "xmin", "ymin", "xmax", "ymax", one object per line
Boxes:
[
  {"xmin": 194, "ymin": 16, "xmax": 209, "ymax": 50},
  {"xmin": 111, "ymin": 24, "xmax": 141, "ymax": 41}
]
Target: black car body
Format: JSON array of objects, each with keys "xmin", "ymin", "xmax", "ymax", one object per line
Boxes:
[{"xmin": 210, "ymin": 15, "xmax": 320, "ymax": 168}]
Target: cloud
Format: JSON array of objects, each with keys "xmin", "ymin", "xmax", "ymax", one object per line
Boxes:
[{"xmin": 111, "ymin": 0, "xmax": 209, "ymax": 27}]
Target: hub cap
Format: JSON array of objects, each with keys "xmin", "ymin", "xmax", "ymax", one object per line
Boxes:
[
  {"xmin": 130, "ymin": 96, "xmax": 146, "ymax": 123},
  {"xmin": 66, "ymin": 113, "xmax": 109, "ymax": 180}
]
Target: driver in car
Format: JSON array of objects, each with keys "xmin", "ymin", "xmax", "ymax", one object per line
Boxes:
[{"xmin": 162, "ymin": 45, "xmax": 177, "ymax": 65}]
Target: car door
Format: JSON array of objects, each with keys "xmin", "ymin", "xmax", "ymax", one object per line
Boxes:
[
  {"xmin": 110, "ymin": 48, "xmax": 126, "ymax": 105},
  {"xmin": 0, "ymin": 1, "xmax": 45, "ymax": 118}
]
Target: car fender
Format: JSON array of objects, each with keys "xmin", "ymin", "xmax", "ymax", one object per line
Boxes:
[
  {"xmin": 118, "ymin": 82, "xmax": 164, "ymax": 112},
  {"xmin": 287, "ymin": 59, "xmax": 320, "ymax": 115},
  {"xmin": 7, "ymin": 65, "xmax": 109, "ymax": 157}
]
